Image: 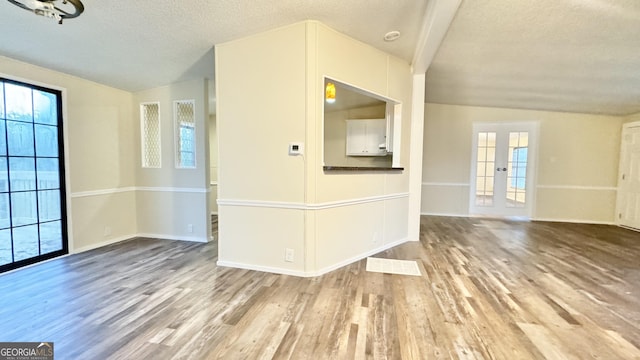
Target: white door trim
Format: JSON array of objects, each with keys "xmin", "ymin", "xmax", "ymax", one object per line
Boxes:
[{"xmin": 615, "ymin": 121, "xmax": 640, "ymax": 229}]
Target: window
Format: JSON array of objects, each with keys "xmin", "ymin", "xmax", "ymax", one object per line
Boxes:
[
  {"xmin": 506, "ymin": 132, "xmax": 529, "ymax": 208},
  {"xmin": 179, "ymin": 124, "xmax": 195, "ymax": 167},
  {"xmin": 174, "ymin": 100, "xmax": 196, "ymax": 168},
  {"xmin": 510, "ymin": 147, "xmax": 528, "ymax": 190},
  {"xmin": 0, "ymin": 78, "xmax": 67, "ymax": 273},
  {"xmin": 475, "ymin": 132, "xmax": 496, "ymax": 206},
  {"xmin": 141, "ymin": 102, "xmax": 161, "ymax": 168}
]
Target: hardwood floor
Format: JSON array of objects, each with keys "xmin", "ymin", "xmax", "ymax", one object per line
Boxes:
[{"xmin": 0, "ymin": 216, "xmax": 638, "ymax": 359}]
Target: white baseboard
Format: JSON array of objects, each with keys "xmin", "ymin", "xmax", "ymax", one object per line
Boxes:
[
  {"xmin": 3, "ymin": 233, "xmax": 209, "ymax": 276},
  {"xmin": 73, "ymin": 234, "xmax": 133, "ymax": 254},
  {"xmin": 0, "ymin": 253, "xmax": 73, "ymax": 277},
  {"xmin": 73, "ymin": 232, "xmax": 209, "ymax": 254},
  {"xmin": 531, "ymin": 218, "xmax": 615, "ymax": 225},
  {"xmin": 216, "ymin": 261, "xmax": 308, "ymax": 277},
  {"xmin": 217, "ymin": 237, "xmax": 409, "ymax": 278},
  {"xmin": 421, "ymin": 212, "xmax": 468, "ymax": 217},
  {"xmin": 421, "ymin": 213, "xmax": 616, "ymax": 226},
  {"xmin": 620, "ymin": 225, "xmax": 640, "ymax": 233},
  {"xmin": 137, "ymin": 233, "xmax": 209, "ymax": 243},
  {"xmin": 311, "ymin": 237, "xmax": 409, "ymax": 277}
]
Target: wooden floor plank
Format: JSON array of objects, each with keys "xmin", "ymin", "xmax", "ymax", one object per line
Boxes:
[{"xmin": 0, "ymin": 216, "xmax": 639, "ymax": 359}]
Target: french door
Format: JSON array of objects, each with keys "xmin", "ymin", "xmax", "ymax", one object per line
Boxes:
[
  {"xmin": 0, "ymin": 78, "xmax": 68, "ymax": 273},
  {"xmin": 469, "ymin": 122, "xmax": 538, "ymax": 218}
]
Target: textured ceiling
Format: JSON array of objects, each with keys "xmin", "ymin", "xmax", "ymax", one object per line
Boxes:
[
  {"xmin": 0, "ymin": 0, "xmax": 427, "ymax": 92},
  {"xmin": 1, "ymin": 1, "xmax": 638, "ymax": 116},
  {"xmin": 426, "ymin": 0, "xmax": 640, "ymax": 116}
]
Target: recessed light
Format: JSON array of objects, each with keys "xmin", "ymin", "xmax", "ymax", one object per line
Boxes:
[{"xmin": 383, "ymin": 31, "xmax": 401, "ymax": 42}]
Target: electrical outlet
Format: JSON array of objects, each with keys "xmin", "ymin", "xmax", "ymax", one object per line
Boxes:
[
  {"xmin": 103, "ymin": 226, "xmax": 111, "ymax": 237},
  {"xmin": 285, "ymin": 248, "xmax": 294, "ymax": 262},
  {"xmin": 373, "ymin": 232, "xmax": 379, "ymax": 244},
  {"xmin": 187, "ymin": 224, "xmax": 194, "ymax": 233}
]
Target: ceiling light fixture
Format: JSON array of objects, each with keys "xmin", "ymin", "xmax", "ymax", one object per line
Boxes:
[
  {"xmin": 383, "ymin": 31, "xmax": 401, "ymax": 42},
  {"xmin": 7, "ymin": 0, "xmax": 84, "ymax": 24}
]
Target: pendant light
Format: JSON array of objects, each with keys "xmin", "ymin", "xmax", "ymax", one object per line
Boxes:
[{"xmin": 325, "ymin": 82, "xmax": 336, "ymax": 104}]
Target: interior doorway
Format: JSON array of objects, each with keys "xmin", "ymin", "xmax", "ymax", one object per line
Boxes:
[
  {"xmin": 208, "ymin": 114, "xmax": 218, "ymax": 241},
  {"xmin": 469, "ymin": 122, "xmax": 538, "ymax": 218},
  {"xmin": 617, "ymin": 122, "xmax": 640, "ymax": 230}
]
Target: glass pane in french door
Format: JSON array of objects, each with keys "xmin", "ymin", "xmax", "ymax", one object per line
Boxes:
[
  {"xmin": 475, "ymin": 132, "xmax": 496, "ymax": 206},
  {"xmin": 506, "ymin": 132, "xmax": 529, "ymax": 208},
  {"xmin": 0, "ymin": 79, "xmax": 67, "ymax": 273}
]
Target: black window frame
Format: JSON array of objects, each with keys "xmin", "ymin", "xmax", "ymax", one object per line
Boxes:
[{"xmin": 0, "ymin": 77, "xmax": 68, "ymax": 274}]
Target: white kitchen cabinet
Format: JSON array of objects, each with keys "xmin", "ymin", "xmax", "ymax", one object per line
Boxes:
[{"xmin": 346, "ymin": 119, "xmax": 387, "ymax": 156}]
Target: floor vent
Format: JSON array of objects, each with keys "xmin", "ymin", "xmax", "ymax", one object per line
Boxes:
[{"xmin": 366, "ymin": 257, "xmax": 421, "ymax": 276}]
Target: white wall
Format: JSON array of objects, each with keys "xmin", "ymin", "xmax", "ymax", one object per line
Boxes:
[
  {"xmin": 310, "ymin": 23, "xmax": 413, "ymax": 272},
  {"xmin": 133, "ymin": 79, "xmax": 210, "ymax": 242},
  {"xmin": 1, "ymin": 55, "xmax": 137, "ymax": 252},
  {"xmin": 216, "ymin": 21, "xmax": 413, "ymax": 276},
  {"xmin": 216, "ymin": 22, "xmax": 308, "ymax": 274},
  {"xmin": 422, "ymin": 103, "xmax": 623, "ymax": 223}
]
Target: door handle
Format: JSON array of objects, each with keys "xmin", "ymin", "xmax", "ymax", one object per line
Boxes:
[{"xmin": 496, "ymin": 167, "xmax": 507, "ymax": 172}]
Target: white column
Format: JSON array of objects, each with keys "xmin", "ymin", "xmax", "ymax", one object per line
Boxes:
[{"xmin": 408, "ymin": 74, "xmax": 425, "ymax": 241}]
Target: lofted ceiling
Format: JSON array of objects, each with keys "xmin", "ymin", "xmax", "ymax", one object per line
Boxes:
[
  {"xmin": 426, "ymin": 0, "xmax": 640, "ymax": 116},
  {"xmin": 0, "ymin": 0, "xmax": 638, "ymax": 116},
  {"xmin": 0, "ymin": 0, "xmax": 427, "ymax": 92}
]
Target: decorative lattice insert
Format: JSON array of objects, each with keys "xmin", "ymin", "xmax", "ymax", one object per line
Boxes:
[{"xmin": 141, "ymin": 103, "xmax": 161, "ymax": 168}]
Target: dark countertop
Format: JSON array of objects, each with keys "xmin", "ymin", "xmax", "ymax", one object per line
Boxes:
[{"xmin": 323, "ymin": 166, "xmax": 404, "ymax": 172}]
